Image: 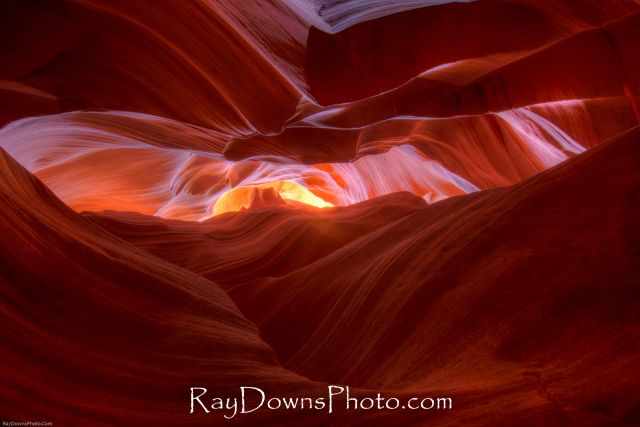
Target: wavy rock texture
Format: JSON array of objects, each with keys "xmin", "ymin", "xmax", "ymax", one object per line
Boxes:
[
  {"xmin": 1, "ymin": 0, "xmax": 640, "ymax": 425},
  {"xmin": 306, "ymin": 0, "xmax": 640, "ymax": 104},
  {"xmin": 0, "ymin": 148, "xmax": 312, "ymax": 425},
  {"xmin": 91, "ymin": 126, "xmax": 640, "ymax": 426}
]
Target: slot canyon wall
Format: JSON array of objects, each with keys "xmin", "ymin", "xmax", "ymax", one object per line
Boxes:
[{"xmin": 1, "ymin": 0, "xmax": 639, "ymax": 426}]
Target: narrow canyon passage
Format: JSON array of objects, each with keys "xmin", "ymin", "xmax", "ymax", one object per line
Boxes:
[{"xmin": 1, "ymin": 1, "xmax": 639, "ymax": 425}]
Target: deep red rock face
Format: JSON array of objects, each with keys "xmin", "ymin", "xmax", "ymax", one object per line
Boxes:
[{"xmin": 1, "ymin": 1, "xmax": 639, "ymax": 426}]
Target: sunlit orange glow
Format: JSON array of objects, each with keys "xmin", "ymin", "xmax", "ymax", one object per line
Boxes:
[{"xmin": 212, "ymin": 180, "xmax": 333, "ymax": 216}]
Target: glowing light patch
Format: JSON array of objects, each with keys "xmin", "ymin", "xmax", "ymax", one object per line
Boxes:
[{"xmin": 212, "ymin": 180, "xmax": 333, "ymax": 216}]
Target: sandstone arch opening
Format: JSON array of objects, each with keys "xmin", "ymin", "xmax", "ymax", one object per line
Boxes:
[{"xmin": 212, "ymin": 180, "xmax": 333, "ymax": 217}]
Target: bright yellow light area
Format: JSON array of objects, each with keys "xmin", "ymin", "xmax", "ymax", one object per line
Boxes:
[{"xmin": 212, "ymin": 180, "xmax": 333, "ymax": 216}]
